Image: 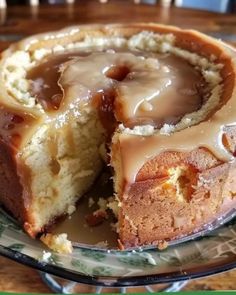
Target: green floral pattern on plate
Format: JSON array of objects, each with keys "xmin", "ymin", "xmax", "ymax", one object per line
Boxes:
[{"xmin": 0, "ymin": 207, "xmax": 235, "ymax": 283}]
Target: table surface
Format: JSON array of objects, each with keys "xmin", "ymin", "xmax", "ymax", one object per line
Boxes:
[{"xmin": 0, "ymin": 0, "xmax": 236, "ymax": 292}]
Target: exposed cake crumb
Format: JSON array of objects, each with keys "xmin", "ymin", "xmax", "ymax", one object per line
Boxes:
[
  {"xmin": 67, "ymin": 205, "xmax": 76, "ymax": 215},
  {"xmin": 40, "ymin": 233, "xmax": 73, "ymax": 254},
  {"xmin": 182, "ymin": 117, "xmax": 192, "ymax": 124},
  {"xmin": 157, "ymin": 240, "xmax": 168, "ymax": 250},
  {"xmin": 107, "ymin": 197, "xmax": 119, "ymax": 217},
  {"xmin": 119, "ymin": 124, "xmax": 155, "ymax": 136},
  {"xmin": 160, "ymin": 123, "xmax": 175, "ymax": 135},
  {"xmin": 166, "ymin": 166, "xmax": 188, "ymax": 202},
  {"xmin": 97, "ymin": 197, "xmax": 108, "ymax": 211},
  {"xmin": 88, "ymin": 197, "xmax": 95, "ymax": 208}
]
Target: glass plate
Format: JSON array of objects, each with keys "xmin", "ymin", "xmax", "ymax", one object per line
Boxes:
[{"xmin": 0, "ymin": 207, "xmax": 235, "ymax": 287}]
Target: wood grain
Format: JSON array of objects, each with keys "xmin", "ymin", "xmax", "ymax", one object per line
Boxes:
[{"xmin": 0, "ymin": 1, "xmax": 235, "ymax": 292}]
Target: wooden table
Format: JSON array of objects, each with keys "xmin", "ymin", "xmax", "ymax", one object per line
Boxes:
[{"xmin": 0, "ymin": 1, "xmax": 235, "ymax": 292}]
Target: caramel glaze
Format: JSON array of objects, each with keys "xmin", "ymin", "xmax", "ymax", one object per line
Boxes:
[
  {"xmin": 26, "ymin": 48, "xmax": 226, "ymax": 196},
  {"xmin": 28, "ymin": 49, "xmax": 205, "ymax": 134}
]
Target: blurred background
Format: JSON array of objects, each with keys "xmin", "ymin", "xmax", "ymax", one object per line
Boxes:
[
  {"xmin": 1, "ymin": 0, "xmax": 235, "ymax": 46},
  {"xmin": 2, "ymin": 0, "xmax": 236, "ymax": 13}
]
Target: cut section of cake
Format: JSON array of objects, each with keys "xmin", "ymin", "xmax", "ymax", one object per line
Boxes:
[{"xmin": 0, "ymin": 24, "xmax": 236, "ymax": 249}]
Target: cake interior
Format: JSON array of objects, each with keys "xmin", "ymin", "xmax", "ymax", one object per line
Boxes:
[{"xmin": 0, "ymin": 30, "xmax": 223, "ymax": 248}]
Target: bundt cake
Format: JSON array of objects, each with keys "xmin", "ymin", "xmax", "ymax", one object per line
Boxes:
[{"xmin": 0, "ymin": 24, "xmax": 236, "ymax": 250}]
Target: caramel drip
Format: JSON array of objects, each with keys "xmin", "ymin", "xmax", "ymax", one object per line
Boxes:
[
  {"xmin": 119, "ymin": 89, "xmax": 236, "ymax": 186},
  {"xmin": 92, "ymin": 90, "xmax": 117, "ymax": 138},
  {"xmin": 27, "ymin": 51, "xmax": 91, "ymax": 111}
]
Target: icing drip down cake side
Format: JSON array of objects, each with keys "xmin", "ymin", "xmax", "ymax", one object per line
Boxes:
[{"xmin": 0, "ymin": 23, "xmax": 236, "ymax": 252}]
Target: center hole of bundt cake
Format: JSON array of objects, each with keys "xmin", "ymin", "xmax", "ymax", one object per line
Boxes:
[{"xmin": 105, "ymin": 65, "xmax": 130, "ymax": 81}]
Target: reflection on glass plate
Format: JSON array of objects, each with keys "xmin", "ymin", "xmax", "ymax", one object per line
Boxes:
[{"xmin": 0, "ymin": 207, "xmax": 235, "ymax": 286}]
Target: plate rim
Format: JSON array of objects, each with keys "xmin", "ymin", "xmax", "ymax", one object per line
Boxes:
[{"xmin": 0, "ymin": 244, "xmax": 235, "ymax": 287}]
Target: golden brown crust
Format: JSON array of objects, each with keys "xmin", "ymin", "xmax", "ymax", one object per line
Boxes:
[
  {"xmin": 0, "ymin": 141, "xmax": 26, "ymax": 223},
  {"xmin": 0, "ymin": 139, "xmax": 39, "ymax": 237},
  {"xmin": 119, "ymin": 153, "xmax": 236, "ymax": 247}
]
